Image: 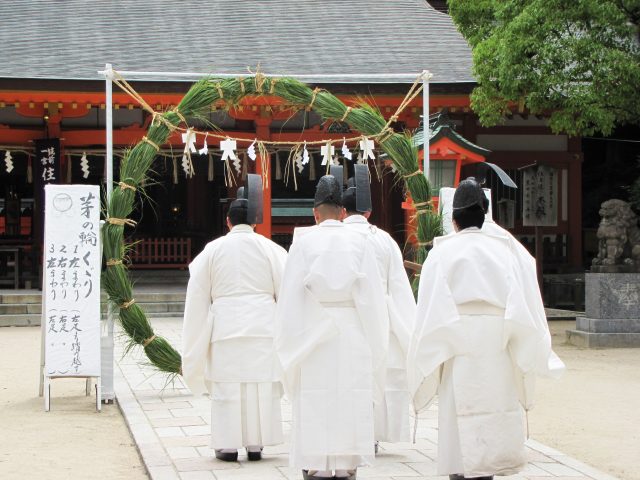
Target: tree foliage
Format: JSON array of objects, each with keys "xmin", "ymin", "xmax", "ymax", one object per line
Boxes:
[{"xmin": 448, "ymin": 0, "xmax": 640, "ymax": 136}]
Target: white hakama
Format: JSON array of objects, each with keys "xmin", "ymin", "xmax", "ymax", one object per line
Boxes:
[
  {"xmin": 210, "ymin": 382, "xmax": 283, "ymax": 449},
  {"xmin": 291, "ymin": 306, "xmax": 374, "ymax": 471}
]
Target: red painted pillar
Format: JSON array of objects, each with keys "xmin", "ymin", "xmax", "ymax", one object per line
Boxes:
[{"xmin": 254, "ymin": 118, "xmax": 272, "ymax": 238}]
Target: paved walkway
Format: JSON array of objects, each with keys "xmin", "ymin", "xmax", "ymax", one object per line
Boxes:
[{"xmin": 114, "ymin": 317, "xmax": 617, "ymax": 480}]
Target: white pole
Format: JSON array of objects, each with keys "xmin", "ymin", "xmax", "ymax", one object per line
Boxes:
[
  {"xmin": 102, "ymin": 64, "xmax": 115, "ymax": 403},
  {"xmin": 97, "ymin": 69, "xmax": 422, "ymax": 82},
  {"xmin": 423, "ymin": 71, "xmax": 430, "ymax": 181},
  {"xmin": 106, "ymin": 64, "xmax": 113, "ymax": 201}
]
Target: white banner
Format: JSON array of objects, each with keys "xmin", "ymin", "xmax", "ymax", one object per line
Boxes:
[
  {"xmin": 439, "ymin": 187, "xmax": 493, "ymax": 235},
  {"xmin": 43, "ymin": 185, "xmax": 101, "ymax": 377}
]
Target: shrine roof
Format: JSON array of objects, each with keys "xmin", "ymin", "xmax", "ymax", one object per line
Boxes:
[
  {"xmin": 413, "ymin": 113, "xmax": 490, "ymax": 156},
  {"xmin": 0, "ymin": 0, "xmax": 474, "ymax": 85}
]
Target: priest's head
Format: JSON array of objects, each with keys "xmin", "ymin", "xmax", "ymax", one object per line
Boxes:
[
  {"xmin": 343, "ymin": 169, "xmax": 372, "ymax": 219},
  {"xmin": 313, "ymin": 175, "xmax": 345, "ymax": 223},
  {"xmin": 226, "ymin": 199, "xmax": 255, "ymax": 230},
  {"xmin": 452, "ymin": 177, "xmax": 489, "ymax": 232}
]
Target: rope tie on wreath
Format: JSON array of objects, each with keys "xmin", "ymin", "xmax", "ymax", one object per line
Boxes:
[
  {"xmin": 142, "ymin": 136, "xmax": 160, "ymax": 152},
  {"xmin": 417, "ymin": 241, "xmax": 433, "ymax": 247},
  {"xmin": 414, "ymin": 201, "xmax": 430, "ymax": 208},
  {"xmin": 237, "ymin": 78, "xmax": 246, "ymax": 94},
  {"xmin": 254, "ymin": 71, "xmax": 267, "ymax": 93},
  {"xmin": 118, "ymin": 181, "xmax": 137, "ymax": 192},
  {"xmin": 171, "ymin": 107, "xmax": 188, "ymax": 126},
  {"xmin": 340, "ymin": 106, "xmax": 352, "ymax": 122},
  {"xmin": 269, "ymin": 78, "xmax": 278, "ymax": 94},
  {"xmin": 306, "ymin": 88, "xmax": 321, "ymax": 111},
  {"xmin": 215, "ymin": 83, "xmax": 224, "ymax": 99},
  {"xmin": 378, "ymin": 127, "xmax": 396, "ymax": 143},
  {"xmin": 120, "ymin": 298, "xmax": 136, "ymax": 309},
  {"xmin": 403, "ymin": 169, "xmax": 423, "ymax": 179},
  {"xmin": 415, "ymin": 209, "xmax": 430, "ymax": 216},
  {"xmin": 107, "ymin": 217, "xmax": 138, "ymax": 227},
  {"xmin": 381, "ymin": 73, "xmax": 427, "ymax": 133},
  {"xmin": 106, "ymin": 259, "xmax": 123, "ymax": 266},
  {"xmin": 142, "ymin": 335, "xmax": 156, "ymax": 347}
]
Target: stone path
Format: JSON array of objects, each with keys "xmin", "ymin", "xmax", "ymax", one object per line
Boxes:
[{"xmin": 114, "ymin": 317, "xmax": 618, "ymax": 480}]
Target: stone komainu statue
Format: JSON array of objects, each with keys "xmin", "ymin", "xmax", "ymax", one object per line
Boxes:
[{"xmin": 592, "ymin": 199, "xmax": 640, "ymax": 272}]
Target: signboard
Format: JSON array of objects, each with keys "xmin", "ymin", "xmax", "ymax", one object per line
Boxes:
[
  {"xmin": 43, "ymin": 185, "xmax": 101, "ymax": 379},
  {"xmin": 34, "ymin": 139, "xmax": 61, "ymax": 186},
  {"xmin": 439, "ymin": 187, "xmax": 493, "ymax": 235},
  {"xmin": 522, "ymin": 165, "xmax": 558, "ymax": 227}
]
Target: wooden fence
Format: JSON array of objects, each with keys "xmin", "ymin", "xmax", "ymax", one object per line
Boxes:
[{"xmin": 128, "ymin": 237, "xmax": 191, "ymax": 269}]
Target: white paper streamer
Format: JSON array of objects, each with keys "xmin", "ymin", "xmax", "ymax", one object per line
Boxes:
[
  {"xmin": 198, "ymin": 134, "xmax": 208, "ymax": 155},
  {"xmin": 80, "ymin": 152, "xmax": 90, "ymax": 179},
  {"xmin": 4, "ymin": 150, "xmax": 13, "ymax": 173},
  {"xmin": 247, "ymin": 139, "xmax": 257, "ymax": 161},
  {"xmin": 302, "ymin": 142, "xmax": 310, "ymax": 165},
  {"xmin": 321, "ymin": 142, "xmax": 334, "ymax": 166},
  {"xmin": 341, "ymin": 139, "xmax": 352, "ymax": 161},
  {"xmin": 360, "ymin": 137, "xmax": 375, "ymax": 160}
]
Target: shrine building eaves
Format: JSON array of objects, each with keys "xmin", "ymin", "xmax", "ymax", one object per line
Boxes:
[{"xmin": 0, "ymin": 0, "xmax": 474, "ymax": 85}]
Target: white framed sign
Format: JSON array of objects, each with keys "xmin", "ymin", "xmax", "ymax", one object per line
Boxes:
[
  {"xmin": 439, "ymin": 187, "xmax": 493, "ymax": 235},
  {"xmin": 42, "ymin": 185, "xmax": 101, "ymax": 409}
]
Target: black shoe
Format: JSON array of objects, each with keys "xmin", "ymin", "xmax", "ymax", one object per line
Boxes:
[
  {"xmin": 247, "ymin": 449, "xmax": 262, "ymax": 461},
  {"xmin": 215, "ymin": 449, "xmax": 238, "ymax": 462},
  {"xmin": 449, "ymin": 476, "xmax": 493, "ymax": 480},
  {"xmin": 374, "ymin": 441, "xmax": 379, "ymax": 455}
]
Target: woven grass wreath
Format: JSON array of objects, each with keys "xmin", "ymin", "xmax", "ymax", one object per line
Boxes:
[{"xmin": 102, "ymin": 74, "xmax": 441, "ymax": 375}]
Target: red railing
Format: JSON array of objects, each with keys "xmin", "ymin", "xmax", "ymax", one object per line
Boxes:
[{"xmin": 128, "ymin": 237, "xmax": 191, "ymax": 269}]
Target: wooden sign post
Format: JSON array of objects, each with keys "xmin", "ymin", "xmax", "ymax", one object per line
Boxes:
[
  {"xmin": 522, "ymin": 165, "xmax": 559, "ymax": 292},
  {"xmin": 40, "ymin": 185, "xmax": 102, "ymax": 411}
]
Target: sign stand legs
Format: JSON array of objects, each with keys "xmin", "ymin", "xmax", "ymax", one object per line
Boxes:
[
  {"xmin": 43, "ymin": 376, "xmax": 102, "ymax": 412},
  {"xmin": 96, "ymin": 378, "xmax": 102, "ymax": 412},
  {"xmin": 44, "ymin": 376, "xmax": 50, "ymax": 412}
]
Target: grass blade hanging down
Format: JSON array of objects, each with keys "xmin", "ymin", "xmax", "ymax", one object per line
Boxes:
[{"xmin": 103, "ymin": 74, "xmax": 441, "ymax": 376}]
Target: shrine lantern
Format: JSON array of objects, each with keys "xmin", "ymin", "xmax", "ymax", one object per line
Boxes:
[{"xmin": 402, "ymin": 113, "xmax": 491, "ymax": 243}]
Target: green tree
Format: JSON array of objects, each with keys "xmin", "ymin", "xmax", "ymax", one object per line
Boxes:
[{"xmin": 448, "ymin": 0, "xmax": 640, "ymax": 136}]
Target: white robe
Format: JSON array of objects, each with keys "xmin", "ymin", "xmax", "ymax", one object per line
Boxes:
[
  {"xmin": 182, "ymin": 224, "xmax": 287, "ymax": 449},
  {"xmin": 408, "ymin": 228, "xmax": 564, "ymax": 477},
  {"xmin": 343, "ymin": 214, "xmax": 415, "ymax": 443},
  {"xmin": 275, "ymin": 219, "xmax": 389, "ymax": 471}
]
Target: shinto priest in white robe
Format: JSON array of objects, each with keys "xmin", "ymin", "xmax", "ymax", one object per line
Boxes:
[
  {"xmin": 343, "ymin": 214, "xmax": 415, "ymax": 443},
  {"xmin": 275, "ymin": 219, "xmax": 389, "ymax": 471},
  {"xmin": 408, "ymin": 227, "xmax": 564, "ymax": 477},
  {"xmin": 182, "ymin": 224, "xmax": 287, "ymax": 449}
]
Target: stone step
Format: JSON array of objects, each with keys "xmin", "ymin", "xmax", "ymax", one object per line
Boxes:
[
  {"xmin": 129, "ymin": 270, "xmax": 189, "ymax": 282},
  {"xmin": 0, "ymin": 301, "xmax": 185, "ymax": 315},
  {"xmin": 0, "ymin": 293, "xmax": 42, "ymax": 304},
  {"xmin": 0, "ymin": 314, "xmax": 41, "ymax": 327},
  {"xmin": 0, "ymin": 290, "xmax": 186, "ymax": 305},
  {"xmin": 0, "ymin": 308, "xmax": 186, "ymax": 327}
]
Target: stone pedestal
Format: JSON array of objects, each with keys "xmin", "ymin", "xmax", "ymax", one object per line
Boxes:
[{"xmin": 566, "ymin": 272, "xmax": 640, "ymax": 347}]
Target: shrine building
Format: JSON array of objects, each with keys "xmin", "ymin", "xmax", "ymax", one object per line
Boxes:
[{"xmin": 0, "ymin": 0, "xmax": 583, "ymax": 292}]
